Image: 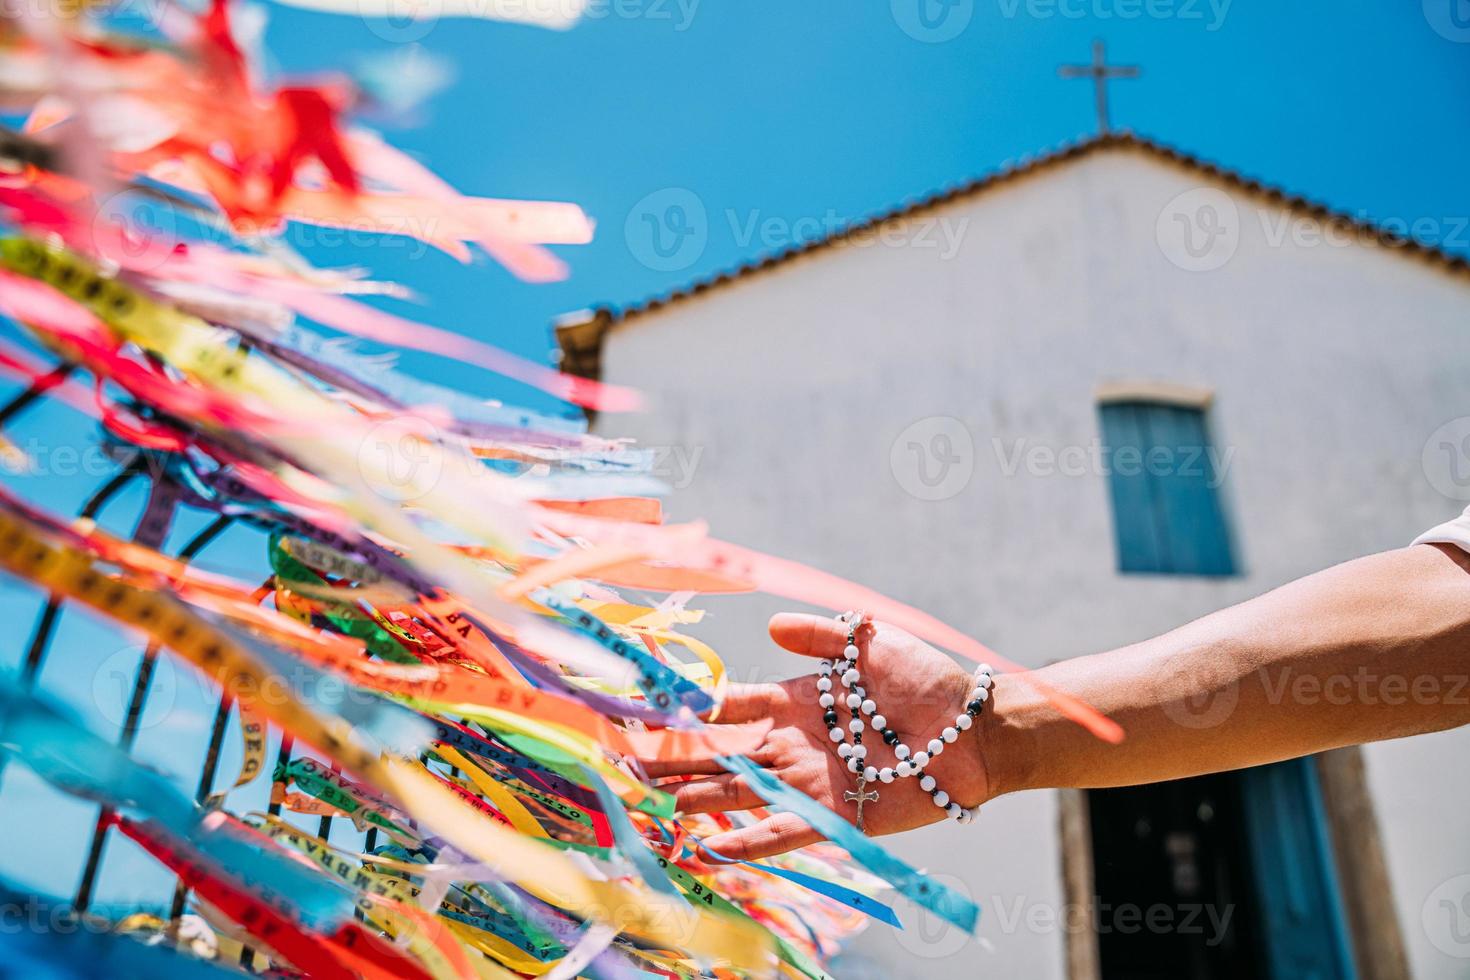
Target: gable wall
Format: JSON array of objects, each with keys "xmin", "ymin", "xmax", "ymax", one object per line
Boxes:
[{"xmin": 593, "ymin": 148, "xmax": 1470, "ymax": 977}]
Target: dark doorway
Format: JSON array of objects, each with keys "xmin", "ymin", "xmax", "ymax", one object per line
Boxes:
[{"xmin": 1087, "ymin": 758, "xmax": 1354, "ymax": 979}]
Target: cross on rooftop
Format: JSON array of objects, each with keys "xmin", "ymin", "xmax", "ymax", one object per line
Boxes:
[{"xmin": 1059, "ymin": 39, "xmax": 1140, "ymax": 135}]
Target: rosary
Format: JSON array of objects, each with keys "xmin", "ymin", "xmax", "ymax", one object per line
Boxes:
[{"xmin": 816, "ymin": 611, "xmax": 992, "ymax": 831}]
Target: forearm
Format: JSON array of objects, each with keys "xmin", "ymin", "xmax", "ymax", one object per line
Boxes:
[{"xmin": 984, "ymin": 543, "xmax": 1470, "ymax": 796}]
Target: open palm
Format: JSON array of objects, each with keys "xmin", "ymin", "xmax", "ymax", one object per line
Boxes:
[{"xmin": 643, "ymin": 613, "xmax": 994, "ymax": 860}]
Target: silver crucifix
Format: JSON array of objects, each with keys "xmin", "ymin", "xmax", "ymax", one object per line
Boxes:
[{"xmin": 844, "ymin": 775, "xmax": 879, "ymax": 832}]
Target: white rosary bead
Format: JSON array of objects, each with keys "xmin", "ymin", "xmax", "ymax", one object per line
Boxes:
[
  {"xmin": 822, "ymin": 616, "xmax": 984, "ymax": 832},
  {"xmin": 977, "ymin": 663, "xmax": 993, "ymax": 676}
]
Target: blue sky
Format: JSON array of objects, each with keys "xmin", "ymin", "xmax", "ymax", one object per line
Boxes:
[
  {"xmin": 0, "ymin": 0, "xmax": 1467, "ymax": 908},
  {"xmin": 257, "ymin": 0, "xmax": 1470, "ymax": 415}
]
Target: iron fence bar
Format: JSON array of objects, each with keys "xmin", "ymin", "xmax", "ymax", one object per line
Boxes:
[
  {"xmin": 0, "ymin": 462, "xmax": 146, "ymax": 801},
  {"xmin": 73, "ymin": 514, "xmax": 233, "ymax": 913},
  {"xmin": 0, "ymin": 358, "xmax": 391, "ymax": 955},
  {"xmin": 267, "ymin": 734, "xmax": 294, "ymax": 817},
  {"xmin": 0, "ymin": 364, "xmax": 75, "ymax": 428},
  {"xmin": 18, "ymin": 461, "xmax": 144, "ymax": 687},
  {"xmin": 236, "ymin": 733, "xmax": 303, "ymax": 972},
  {"xmin": 166, "ymin": 685, "xmax": 234, "ymax": 923}
]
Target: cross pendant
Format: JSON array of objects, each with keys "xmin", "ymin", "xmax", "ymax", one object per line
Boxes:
[{"xmin": 844, "ymin": 775, "xmax": 879, "ymax": 833}]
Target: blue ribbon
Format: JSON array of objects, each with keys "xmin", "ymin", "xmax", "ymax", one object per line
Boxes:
[
  {"xmin": 0, "ymin": 883, "xmax": 234, "ymax": 979},
  {"xmin": 576, "ymin": 764, "xmax": 685, "ymax": 901},
  {"xmin": 716, "ymin": 755, "xmax": 978, "ymax": 933},
  {"xmin": 0, "ymin": 676, "xmax": 357, "ymax": 931},
  {"xmin": 540, "ymin": 592, "xmax": 713, "ymax": 715}
]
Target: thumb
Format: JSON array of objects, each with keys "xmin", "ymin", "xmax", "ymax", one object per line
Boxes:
[{"xmin": 768, "ymin": 612, "xmax": 853, "ymax": 659}]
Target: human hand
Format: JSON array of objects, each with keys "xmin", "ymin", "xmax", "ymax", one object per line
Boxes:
[{"xmin": 644, "ymin": 612, "xmax": 996, "ymax": 860}]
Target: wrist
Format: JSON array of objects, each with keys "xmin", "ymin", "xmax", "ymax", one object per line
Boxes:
[{"xmin": 973, "ymin": 668, "xmax": 1046, "ymax": 798}]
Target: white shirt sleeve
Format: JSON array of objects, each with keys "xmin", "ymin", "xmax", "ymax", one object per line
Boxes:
[{"xmin": 1414, "ymin": 504, "xmax": 1470, "ymax": 554}]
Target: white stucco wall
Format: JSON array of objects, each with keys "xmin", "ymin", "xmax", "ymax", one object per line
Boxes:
[{"xmin": 589, "ymin": 146, "xmax": 1470, "ymax": 978}]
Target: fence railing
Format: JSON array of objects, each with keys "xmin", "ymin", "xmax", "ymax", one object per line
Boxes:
[{"xmin": 0, "ymin": 365, "xmax": 390, "ymax": 967}]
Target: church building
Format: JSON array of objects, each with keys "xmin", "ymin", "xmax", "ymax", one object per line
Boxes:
[{"xmin": 555, "ymin": 130, "xmax": 1470, "ymax": 979}]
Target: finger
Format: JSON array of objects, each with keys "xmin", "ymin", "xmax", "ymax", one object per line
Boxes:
[
  {"xmin": 640, "ymin": 740, "xmax": 779, "ymax": 779},
  {"xmin": 641, "ymin": 758, "xmax": 728, "ymax": 778},
  {"xmin": 701, "ymin": 811, "xmax": 826, "ymax": 861},
  {"xmin": 711, "ymin": 682, "xmax": 782, "ymax": 724},
  {"xmin": 768, "ymin": 613, "xmax": 853, "ymax": 659},
  {"xmin": 671, "ymin": 773, "xmax": 764, "ymax": 815}
]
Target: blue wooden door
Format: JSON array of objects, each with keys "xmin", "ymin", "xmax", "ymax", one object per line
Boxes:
[{"xmin": 1238, "ymin": 758, "xmax": 1356, "ymax": 980}]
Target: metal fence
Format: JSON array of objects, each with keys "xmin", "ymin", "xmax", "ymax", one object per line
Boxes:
[{"xmin": 0, "ymin": 362, "xmax": 413, "ymax": 967}]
